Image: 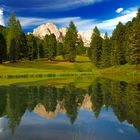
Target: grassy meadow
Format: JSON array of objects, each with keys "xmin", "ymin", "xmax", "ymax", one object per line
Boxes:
[{"xmin": 0, "ymin": 55, "xmax": 139, "ymax": 85}]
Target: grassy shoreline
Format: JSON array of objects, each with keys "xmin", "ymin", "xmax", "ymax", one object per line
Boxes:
[{"xmin": 0, "ymin": 56, "xmax": 139, "ymax": 85}]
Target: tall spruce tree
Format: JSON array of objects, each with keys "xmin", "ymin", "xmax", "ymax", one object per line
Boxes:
[
  {"xmin": 43, "ymin": 34, "xmax": 57, "ymax": 60},
  {"xmin": 0, "ymin": 33, "xmax": 7, "ymax": 63},
  {"xmin": 48, "ymin": 34, "xmax": 57, "ymax": 60},
  {"xmin": 43, "ymin": 34, "xmax": 49, "ymax": 59},
  {"xmin": 124, "ymin": 21, "xmax": 133, "ymax": 63},
  {"xmin": 76, "ymin": 37, "xmax": 86, "ymax": 55},
  {"xmin": 26, "ymin": 34, "xmax": 38, "ymax": 61},
  {"xmin": 7, "ymin": 13, "xmax": 17, "ymax": 59},
  {"xmin": 38, "ymin": 40, "xmax": 44, "ymax": 58},
  {"xmin": 9, "ymin": 39, "xmax": 18, "ymax": 62},
  {"xmin": 7, "ymin": 13, "xmax": 24, "ymax": 61},
  {"xmin": 89, "ymin": 26, "xmax": 103, "ymax": 67},
  {"xmin": 130, "ymin": 8, "xmax": 140, "ymax": 65},
  {"xmin": 63, "ymin": 21, "xmax": 78, "ymax": 62},
  {"xmin": 101, "ymin": 33, "xmax": 111, "ymax": 68},
  {"xmin": 111, "ymin": 22, "xmax": 126, "ymax": 66}
]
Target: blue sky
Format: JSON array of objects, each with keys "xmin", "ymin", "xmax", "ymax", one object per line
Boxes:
[{"xmin": 0, "ymin": 0, "xmax": 140, "ymax": 33}]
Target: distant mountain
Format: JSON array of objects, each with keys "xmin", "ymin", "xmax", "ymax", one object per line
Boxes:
[{"xmin": 33, "ymin": 22, "xmax": 91, "ymax": 47}]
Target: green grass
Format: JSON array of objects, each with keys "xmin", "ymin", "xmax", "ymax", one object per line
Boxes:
[
  {"xmin": 0, "ymin": 56, "xmax": 139, "ymax": 85},
  {"xmin": 0, "ymin": 56, "xmax": 96, "ymax": 85},
  {"xmin": 98, "ymin": 64, "xmax": 140, "ymax": 83}
]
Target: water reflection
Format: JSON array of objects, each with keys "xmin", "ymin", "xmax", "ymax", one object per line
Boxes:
[{"xmin": 0, "ymin": 78, "xmax": 140, "ymax": 140}]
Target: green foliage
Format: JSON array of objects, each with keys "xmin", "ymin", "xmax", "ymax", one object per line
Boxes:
[
  {"xmin": 26, "ymin": 34, "xmax": 38, "ymax": 60},
  {"xmin": 89, "ymin": 26, "xmax": 103, "ymax": 67},
  {"xmin": 63, "ymin": 21, "xmax": 78, "ymax": 62},
  {"xmin": 111, "ymin": 22, "xmax": 126, "ymax": 65},
  {"xmin": 9, "ymin": 39, "xmax": 18, "ymax": 62},
  {"xmin": 7, "ymin": 13, "xmax": 27, "ymax": 61},
  {"xmin": 100, "ymin": 33, "xmax": 111, "ymax": 68},
  {"xmin": 57, "ymin": 42, "xmax": 63, "ymax": 56},
  {"xmin": 76, "ymin": 37, "xmax": 86, "ymax": 55},
  {"xmin": 130, "ymin": 8, "xmax": 140, "ymax": 65},
  {"xmin": 0, "ymin": 33, "xmax": 7, "ymax": 63},
  {"xmin": 38, "ymin": 40, "xmax": 44, "ymax": 58},
  {"xmin": 43, "ymin": 34, "xmax": 57, "ymax": 60}
]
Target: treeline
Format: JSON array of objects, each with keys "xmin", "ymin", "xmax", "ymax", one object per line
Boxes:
[
  {"xmin": 88, "ymin": 8, "xmax": 140, "ymax": 68},
  {"xmin": 0, "ymin": 8, "xmax": 140, "ymax": 67},
  {"xmin": 0, "ymin": 14, "xmax": 86, "ymax": 63}
]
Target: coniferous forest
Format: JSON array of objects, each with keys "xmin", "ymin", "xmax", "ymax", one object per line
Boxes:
[{"xmin": 0, "ymin": 8, "xmax": 140, "ymax": 69}]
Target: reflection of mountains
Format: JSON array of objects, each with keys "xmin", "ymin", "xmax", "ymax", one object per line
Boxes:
[
  {"xmin": 0, "ymin": 78, "xmax": 140, "ymax": 133},
  {"xmin": 34, "ymin": 95, "xmax": 92, "ymax": 119}
]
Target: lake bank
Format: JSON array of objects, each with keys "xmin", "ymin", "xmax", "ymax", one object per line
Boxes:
[{"xmin": 0, "ymin": 56, "xmax": 139, "ymax": 85}]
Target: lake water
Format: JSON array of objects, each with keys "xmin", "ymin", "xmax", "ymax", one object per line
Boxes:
[{"xmin": 0, "ymin": 78, "xmax": 140, "ymax": 140}]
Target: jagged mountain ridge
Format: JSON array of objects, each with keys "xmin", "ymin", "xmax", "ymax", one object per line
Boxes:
[{"xmin": 33, "ymin": 22, "xmax": 91, "ymax": 47}]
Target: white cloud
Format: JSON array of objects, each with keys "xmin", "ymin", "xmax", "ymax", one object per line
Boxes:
[
  {"xmin": 18, "ymin": 6, "xmax": 137, "ymax": 33},
  {"xmin": 0, "ymin": 8, "xmax": 5, "ymax": 26},
  {"xmin": 116, "ymin": 8, "xmax": 124, "ymax": 13}
]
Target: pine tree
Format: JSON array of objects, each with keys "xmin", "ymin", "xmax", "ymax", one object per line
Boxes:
[
  {"xmin": 9, "ymin": 39, "xmax": 18, "ymax": 62},
  {"xmin": 130, "ymin": 8, "xmax": 140, "ymax": 65},
  {"xmin": 48, "ymin": 34, "xmax": 57, "ymax": 60},
  {"xmin": 124, "ymin": 21, "xmax": 133, "ymax": 63},
  {"xmin": 7, "ymin": 13, "xmax": 17, "ymax": 58},
  {"xmin": 43, "ymin": 34, "xmax": 57, "ymax": 60},
  {"xmin": 26, "ymin": 34, "xmax": 38, "ymax": 60},
  {"xmin": 63, "ymin": 21, "xmax": 78, "ymax": 62},
  {"xmin": 38, "ymin": 40, "xmax": 44, "ymax": 58},
  {"xmin": 89, "ymin": 26, "xmax": 103, "ymax": 67},
  {"xmin": 32, "ymin": 37, "xmax": 38, "ymax": 59},
  {"xmin": 15, "ymin": 20, "xmax": 27, "ymax": 59},
  {"xmin": 101, "ymin": 33, "xmax": 111, "ymax": 68},
  {"xmin": 111, "ymin": 22, "xmax": 126, "ymax": 66},
  {"xmin": 7, "ymin": 13, "xmax": 24, "ymax": 61},
  {"xmin": 57, "ymin": 42, "xmax": 63, "ymax": 56},
  {"xmin": 0, "ymin": 33, "xmax": 7, "ymax": 63},
  {"xmin": 76, "ymin": 37, "xmax": 86, "ymax": 55}
]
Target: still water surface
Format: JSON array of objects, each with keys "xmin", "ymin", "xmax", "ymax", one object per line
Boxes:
[{"xmin": 0, "ymin": 78, "xmax": 140, "ymax": 140}]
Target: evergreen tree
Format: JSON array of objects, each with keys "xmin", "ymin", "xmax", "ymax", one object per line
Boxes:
[
  {"xmin": 48, "ymin": 34, "xmax": 57, "ymax": 60},
  {"xmin": 26, "ymin": 34, "xmax": 38, "ymax": 60},
  {"xmin": 9, "ymin": 39, "xmax": 18, "ymax": 62},
  {"xmin": 63, "ymin": 21, "xmax": 78, "ymax": 62},
  {"xmin": 111, "ymin": 22, "xmax": 126, "ymax": 65},
  {"xmin": 7, "ymin": 13, "xmax": 17, "ymax": 58},
  {"xmin": 89, "ymin": 26, "xmax": 103, "ymax": 67},
  {"xmin": 0, "ymin": 33, "xmax": 7, "ymax": 63},
  {"xmin": 76, "ymin": 37, "xmax": 86, "ymax": 55},
  {"xmin": 7, "ymin": 13, "xmax": 25, "ymax": 61},
  {"xmin": 124, "ymin": 21, "xmax": 133, "ymax": 63},
  {"xmin": 43, "ymin": 34, "xmax": 57, "ymax": 60},
  {"xmin": 38, "ymin": 40, "xmax": 44, "ymax": 58},
  {"xmin": 57, "ymin": 42, "xmax": 63, "ymax": 56},
  {"xmin": 101, "ymin": 33, "xmax": 111, "ymax": 68},
  {"xmin": 43, "ymin": 34, "xmax": 49, "ymax": 59},
  {"xmin": 130, "ymin": 8, "xmax": 140, "ymax": 65}
]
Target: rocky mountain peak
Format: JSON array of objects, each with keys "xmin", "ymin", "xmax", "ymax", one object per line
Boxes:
[{"xmin": 33, "ymin": 22, "xmax": 91, "ymax": 47}]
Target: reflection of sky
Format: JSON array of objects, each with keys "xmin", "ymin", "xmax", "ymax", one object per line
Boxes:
[
  {"xmin": 0, "ymin": 117, "xmax": 11, "ymax": 140},
  {"xmin": 0, "ymin": 108, "xmax": 140, "ymax": 140}
]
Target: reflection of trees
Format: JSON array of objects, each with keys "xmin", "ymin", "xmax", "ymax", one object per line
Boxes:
[
  {"xmin": 0, "ymin": 80, "xmax": 139, "ymax": 134},
  {"xmin": 0, "ymin": 87, "xmax": 7, "ymax": 117},
  {"xmin": 89, "ymin": 79, "xmax": 103, "ymax": 118},
  {"xmin": 42, "ymin": 86, "xmax": 57, "ymax": 112},
  {"xmin": 63, "ymin": 83, "xmax": 85, "ymax": 124},
  {"xmin": 88, "ymin": 78, "xmax": 140, "ymax": 134}
]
